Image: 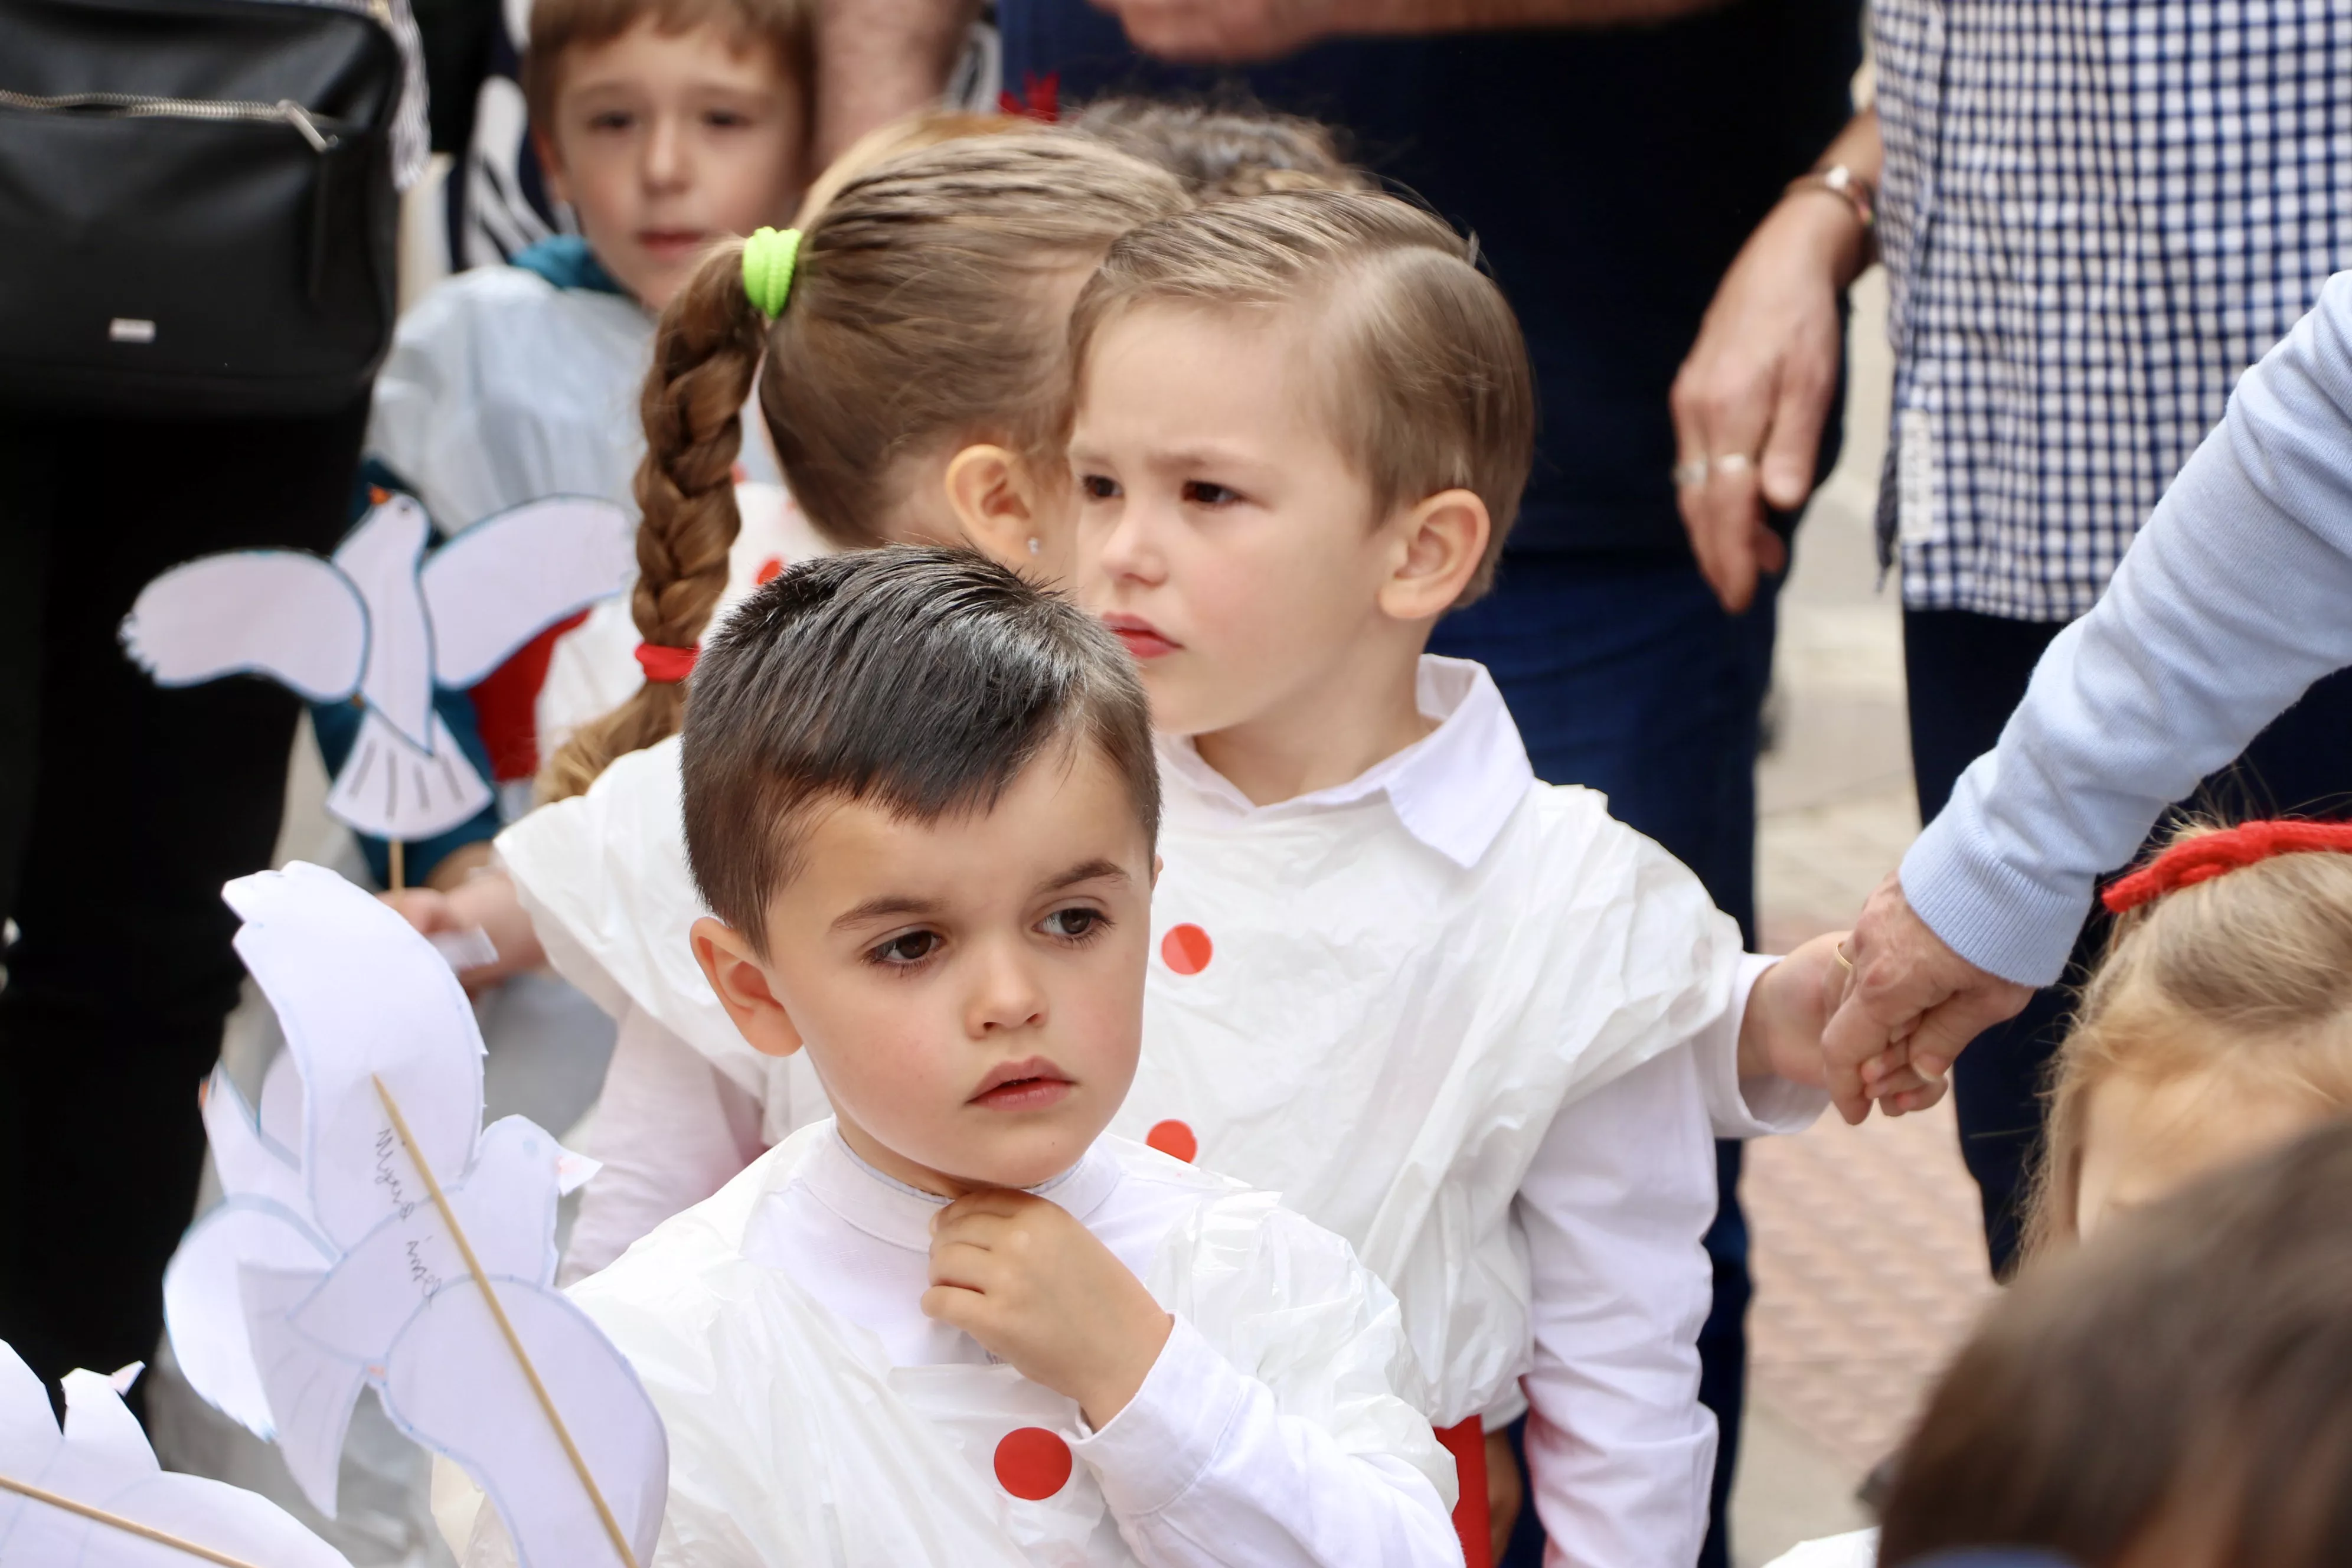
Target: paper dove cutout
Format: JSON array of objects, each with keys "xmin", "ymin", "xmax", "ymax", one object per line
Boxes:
[
  {"xmin": 162, "ymin": 863, "xmax": 665, "ymax": 1568},
  {"xmin": 0, "ymin": 1342, "xmax": 351, "ymax": 1567},
  {"xmin": 120, "ymin": 493, "xmax": 635, "ymax": 841}
]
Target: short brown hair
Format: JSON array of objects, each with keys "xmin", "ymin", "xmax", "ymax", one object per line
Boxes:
[
  {"xmin": 681, "ymin": 548, "xmax": 1158, "ymax": 953},
  {"xmin": 1066, "ymin": 96, "xmax": 1373, "ymax": 201},
  {"xmin": 541, "ymin": 130, "xmax": 1188, "ymax": 801},
  {"xmin": 2024, "ymin": 827, "xmax": 2352, "ymax": 1257},
  {"xmin": 1881, "ymin": 1116, "xmax": 2352, "ymax": 1567},
  {"xmin": 1069, "ymin": 188, "xmax": 1535, "ymax": 602},
  {"xmin": 521, "ymin": 0, "xmax": 813, "ymax": 136}
]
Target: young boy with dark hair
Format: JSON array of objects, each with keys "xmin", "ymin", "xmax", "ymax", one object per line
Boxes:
[{"xmin": 447, "ymin": 548, "xmax": 1464, "ymax": 1567}]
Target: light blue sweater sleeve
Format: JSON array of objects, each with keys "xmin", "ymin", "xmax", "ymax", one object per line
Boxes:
[{"xmin": 1901, "ymin": 269, "xmax": 2352, "ymax": 986}]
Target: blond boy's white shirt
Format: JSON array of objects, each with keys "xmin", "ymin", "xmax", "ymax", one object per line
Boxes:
[
  {"xmin": 449, "ymin": 1121, "xmax": 1461, "ymax": 1567},
  {"xmin": 501, "ymin": 656, "xmax": 1827, "ymax": 1561}
]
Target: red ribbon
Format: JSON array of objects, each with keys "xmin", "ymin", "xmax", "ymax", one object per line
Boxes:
[
  {"xmin": 633, "ymin": 642, "xmax": 698, "ymax": 684},
  {"xmin": 999, "ymin": 71, "xmax": 1060, "ymax": 123},
  {"xmin": 2101, "ymin": 819, "xmax": 2352, "ymax": 914}
]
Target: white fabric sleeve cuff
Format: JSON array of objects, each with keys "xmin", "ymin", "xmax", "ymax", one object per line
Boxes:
[
  {"xmin": 1072, "ymin": 1314, "xmax": 1246, "ymax": 1520},
  {"xmin": 1705, "ymin": 952, "xmax": 1830, "ymax": 1138}
]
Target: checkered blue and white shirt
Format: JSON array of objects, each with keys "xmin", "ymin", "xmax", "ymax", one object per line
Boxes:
[{"xmin": 1872, "ymin": 1, "xmax": 2352, "ymax": 620}]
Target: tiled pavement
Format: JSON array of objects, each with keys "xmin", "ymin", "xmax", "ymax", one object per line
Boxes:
[{"xmin": 1726, "ymin": 272, "xmax": 2001, "ymax": 1564}]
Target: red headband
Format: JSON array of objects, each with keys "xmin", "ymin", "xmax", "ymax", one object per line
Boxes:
[
  {"xmin": 633, "ymin": 642, "xmax": 698, "ymax": 684},
  {"xmin": 2100, "ymin": 819, "xmax": 2352, "ymax": 914}
]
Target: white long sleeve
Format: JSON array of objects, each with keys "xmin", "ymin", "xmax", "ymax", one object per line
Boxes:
[
  {"xmin": 1701, "ymin": 953, "xmax": 1831, "ymax": 1141},
  {"xmin": 1517, "ymin": 1046, "xmax": 1720, "ymax": 1568},
  {"xmin": 559, "ymin": 1005, "xmax": 767, "ymax": 1283},
  {"xmin": 1079, "ymin": 1315, "xmax": 1462, "ymax": 1568}
]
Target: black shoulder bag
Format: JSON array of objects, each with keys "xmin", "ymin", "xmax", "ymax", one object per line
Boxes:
[{"xmin": 0, "ymin": 0, "xmax": 403, "ymax": 416}]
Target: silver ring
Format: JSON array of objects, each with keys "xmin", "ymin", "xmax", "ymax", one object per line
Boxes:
[
  {"xmin": 1672, "ymin": 458, "xmax": 1710, "ymax": 488},
  {"xmin": 1711, "ymin": 452, "xmax": 1755, "ymax": 476}
]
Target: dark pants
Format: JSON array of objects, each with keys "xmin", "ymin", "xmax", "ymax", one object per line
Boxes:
[
  {"xmin": 0, "ymin": 401, "xmax": 368, "ymax": 1409},
  {"xmin": 1905, "ymin": 607, "xmax": 2352, "ymax": 1275},
  {"xmin": 1433, "ymin": 551, "xmax": 1781, "ymax": 1568}
]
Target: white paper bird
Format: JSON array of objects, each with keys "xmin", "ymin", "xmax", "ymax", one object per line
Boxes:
[
  {"xmin": 0, "ymin": 1341, "xmax": 351, "ymax": 1567},
  {"xmin": 120, "ymin": 494, "xmax": 635, "ymax": 841},
  {"xmin": 162, "ymin": 864, "xmax": 667, "ymax": 1568}
]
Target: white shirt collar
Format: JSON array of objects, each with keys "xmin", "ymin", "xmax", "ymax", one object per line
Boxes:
[
  {"xmin": 1157, "ymin": 656, "xmax": 1537, "ymax": 870},
  {"xmin": 798, "ymin": 1126, "xmax": 1123, "ymax": 1252}
]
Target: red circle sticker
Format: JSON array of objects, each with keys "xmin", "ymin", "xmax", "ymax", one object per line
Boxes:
[
  {"xmin": 993, "ymin": 1427, "xmax": 1073, "ymax": 1501},
  {"xmin": 1145, "ymin": 1119, "xmax": 1198, "ymax": 1163},
  {"xmin": 1160, "ymin": 923, "xmax": 1213, "ymax": 975}
]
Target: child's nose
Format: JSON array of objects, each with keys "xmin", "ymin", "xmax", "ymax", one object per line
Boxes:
[{"xmin": 966, "ymin": 940, "xmax": 1048, "ymax": 1033}]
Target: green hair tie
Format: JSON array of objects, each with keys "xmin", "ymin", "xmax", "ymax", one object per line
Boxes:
[{"xmin": 741, "ymin": 226, "xmax": 802, "ymax": 320}]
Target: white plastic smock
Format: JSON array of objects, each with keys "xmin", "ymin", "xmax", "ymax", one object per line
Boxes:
[
  {"xmin": 368, "ymin": 266, "xmax": 652, "ymax": 540},
  {"xmin": 449, "ymin": 1125, "xmax": 1458, "ymax": 1567},
  {"xmin": 498, "ymin": 661, "xmax": 1748, "ymax": 1429}
]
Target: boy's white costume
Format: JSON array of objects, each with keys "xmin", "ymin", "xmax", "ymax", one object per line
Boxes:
[
  {"xmin": 456, "ymin": 1123, "xmax": 1461, "ymax": 1567},
  {"xmin": 499, "ymin": 656, "xmax": 1827, "ymax": 1567}
]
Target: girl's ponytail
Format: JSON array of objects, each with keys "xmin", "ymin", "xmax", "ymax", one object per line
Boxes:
[{"xmin": 541, "ymin": 239, "xmax": 766, "ymax": 801}]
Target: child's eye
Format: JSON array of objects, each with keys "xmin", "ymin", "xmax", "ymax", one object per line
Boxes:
[
  {"xmin": 867, "ymin": 929, "xmax": 942, "ymax": 966},
  {"xmin": 1079, "ymin": 473, "xmax": 1121, "ymax": 502},
  {"xmin": 1181, "ymin": 480, "xmax": 1239, "ymax": 507},
  {"xmin": 1040, "ymin": 907, "xmax": 1106, "ymax": 942},
  {"xmin": 704, "ymin": 108, "xmax": 753, "ymax": 129},
  {"xmin": 587, "ymin": 110, "xmax": 634, "ymax": 132}
]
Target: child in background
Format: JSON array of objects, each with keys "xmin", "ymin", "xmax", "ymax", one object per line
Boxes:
[
  {"xmin": 351, "ymin": 0, "xmax": 815, "ymax": 893},
  {"xmin": 2027, "ymin": 821, "xmax": 2352, "ymax": 1252},
  {"xmin": 1874, "ymin": 1116, "xmax": 2352, "ymax": 1567},
  {"xmin": 450, "ymin": 548, "xmax": 1463, "ymax": 1567}
]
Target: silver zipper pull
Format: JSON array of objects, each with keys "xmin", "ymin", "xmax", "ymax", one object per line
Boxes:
[{"xmin": 278, "ymin": 99, "xmax": 334, "ymax": 153}]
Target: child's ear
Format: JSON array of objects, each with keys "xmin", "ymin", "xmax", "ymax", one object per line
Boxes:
[
  {"xmin": 691, "ymin": 915, "xmax": 805, "ymax": 1059},
  {"xmin": 1377, "ymin": 488, "xmax": 1490, "ymax": 623},
  {"xmin": 533, "ymin": 126, "xmax": 572, "ymax": 209},
  {"xmin": 944, "ymin": 444, "xmax": 1044, "ymax": 570}
]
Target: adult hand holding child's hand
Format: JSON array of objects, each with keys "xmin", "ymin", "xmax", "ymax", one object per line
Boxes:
[
  {"xmin": 924, "ymin": 1190, "xmax": 1174, "ymax": 1428},
  {"xmin": 1741, "ymin": 931, "xmax": 1950, "ymax": 1118}
]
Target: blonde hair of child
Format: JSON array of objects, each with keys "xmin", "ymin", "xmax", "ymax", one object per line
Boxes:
[
  {"xmin": 540, "ymin": 130, "xmax": 1188, "ymax": 802},
  {"xmin": 522, "ymin": 0, "xmax": 814, "ymax": 135},
  {"xmin": 1069, "ymin": 188, "xmax": 1534, "ymax": 602},
  {"xmin": 2025, "ymin": 830, "xmax": 2352, "ymax": 1257}
]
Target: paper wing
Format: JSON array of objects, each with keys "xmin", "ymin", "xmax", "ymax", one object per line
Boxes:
[
  {"xmin": 332, "ymin": 494, "xmax": 436, "ymax": 747},
  {"xmin": 381, "ymin": 1282, "xmax": 667, "ymax": 1568},
  {"xmin": 422, "ymin": 496, "xmax": 638, "ymax": 689},
  {"xmin": 119, "ymin": 553, "xmax": 367, "ymax": 703},
  {"xmin": 241, "ymin": 1266, "xmax": 369, "ymax": 1518},
  {"xmin": 164, "ymin": 1198, "xmax": 337, "ymax": 1438},
  {"xmin": 319, "ymin": 707, "xmax": 495, "ymax": 842},
  {"xmin": 0, "ymin": 1345, "xmax": 352, "ymax": 1568},
  {"xmin": 200, "ymin": 1064, "xmax": 308, "ymax": 1216},
  {"xmin": 224, "ymin": 863, "xmax": 485, "ymax": 1252}
]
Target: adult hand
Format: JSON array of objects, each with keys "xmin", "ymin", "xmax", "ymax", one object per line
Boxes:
[
  {"xmin": 1822, "ymin": 873, "xmax": 2036, "ymax": 1125},
  {"xmin": 1669, "ymin": 185, "xmax": 1864, "ymax": 613},
  {"xmin": 1093, "ymin": 0, "xmax": 1343, "ymax": 63}
]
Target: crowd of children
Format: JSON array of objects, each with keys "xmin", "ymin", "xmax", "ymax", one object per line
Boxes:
[{"xmin": 135, "ymin": 0, "xmax": 2352, "ymax": 1562}]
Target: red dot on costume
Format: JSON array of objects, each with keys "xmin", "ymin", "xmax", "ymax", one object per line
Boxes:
[
  {"xmin": 755, "ymin": 555, "xmax": 786, "ymax": 586},
  {"xmin": 1161, "ymin": 923, "xmax": 1213, "ymax": 975},
  {"xmin": 1146, "ymin": 1120, "xmax": 1198, "ymax": 1164},
  {"xmin": 993, "ymin": 1427, "xmax": 1073, "ymax": 1501}
]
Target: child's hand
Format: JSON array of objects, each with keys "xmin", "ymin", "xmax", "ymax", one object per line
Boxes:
[
  {"xmin": 379, "ymin": 865, "xmax": 544, "ymax": 994},
  {"xmin": 1742, "ymin": 933, "xmax": 1948, "ymax": 1116},
  {"xmin": 923, "ymin": 1190, "xmax": 1173, "ymax": 1427}
]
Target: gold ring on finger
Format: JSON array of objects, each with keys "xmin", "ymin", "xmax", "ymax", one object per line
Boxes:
[
  {"xmin": 1711, "ymin": 452, "xmax": 1756, "ymax": 477},
  {"xmin": 1834, "ymin": 942, "xmax": 1855, "ymax": 972}
]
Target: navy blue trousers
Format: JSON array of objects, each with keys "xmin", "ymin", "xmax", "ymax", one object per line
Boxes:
[
  {"xmin": 1906, "ymin": 608, "xmax": 2352, "ymax": 1276},
  {"xmin": 1433, "ymin": 551, "xmax": 1781, "ymax": 1568}
]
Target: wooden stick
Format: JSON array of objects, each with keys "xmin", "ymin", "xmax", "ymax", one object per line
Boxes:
[
  {"xmin": 370, "ymin": 1076, "xmax": 639, "ymax": 1568},
  {"xmin": 0, "ymin": 1472, "xmax": 266, "ymax": 1568},
  {"xmin": 387, "ymin": 839, "xmax": 406, "ymax": 893}
]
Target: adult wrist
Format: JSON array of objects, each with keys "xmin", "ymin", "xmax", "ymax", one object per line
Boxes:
[{"xmin": 1778, "ymin": 164, "xmax": 1876, "ymax": 285}]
